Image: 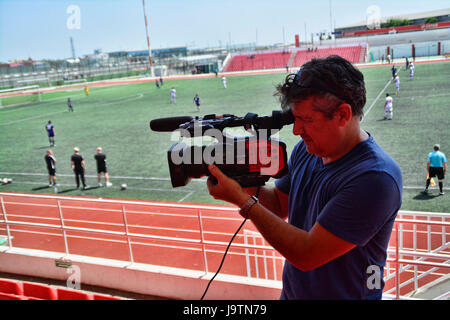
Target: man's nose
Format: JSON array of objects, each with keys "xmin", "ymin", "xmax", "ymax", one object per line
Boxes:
[{"xmin": 293, "ymin": 120, "xmax": 304, "ymax": 136}]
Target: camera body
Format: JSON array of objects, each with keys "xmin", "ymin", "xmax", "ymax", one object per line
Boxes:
[
  {"xmin": 150, "ymin": 110, "xmax": 293, "ymax": 188},
  {"xmin": 168, "ymin": 135, "xmax": 288, "ymax": 188}
]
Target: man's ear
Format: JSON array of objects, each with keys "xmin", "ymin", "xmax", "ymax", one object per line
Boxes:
[{"xmin": 334, "ymin": 103, "xmax": 352, "ymax": 126}]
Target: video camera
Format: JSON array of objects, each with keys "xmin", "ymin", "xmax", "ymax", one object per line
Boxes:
[{"xmin": 149, "ymin": 109, "xmax": 294, "ymax": 188}]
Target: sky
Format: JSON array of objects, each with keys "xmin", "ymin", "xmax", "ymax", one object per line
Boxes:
[{"xmin": 0, "ymin": 0, "xmax": 449, "ymax": 62}]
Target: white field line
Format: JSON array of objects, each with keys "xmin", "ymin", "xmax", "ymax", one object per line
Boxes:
[
  {"xmin": 1, "ymin": 180, "xmax": 193, "ymax": 193},
  {"xmin": 0, "ymin": 171, "xmax": 206, "ymax": 183}
]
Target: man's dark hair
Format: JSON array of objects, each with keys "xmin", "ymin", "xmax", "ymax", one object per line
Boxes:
[{"xmin": 275, "ymin": 55, "xmax": 366, "ymax": 118}]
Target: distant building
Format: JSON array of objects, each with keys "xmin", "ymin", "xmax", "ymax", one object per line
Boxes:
[{"xmin": 335, "ymin": 8, "xmax": 450, "ymax": 38}]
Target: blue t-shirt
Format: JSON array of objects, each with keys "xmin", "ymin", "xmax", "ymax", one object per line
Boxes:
[
  {"xmin": 428, "ymin": 151, "xmax": 447, "ymax": 168},
  {"xmin": 275, "ymin": 133, "xmax": 402, "ymax": 300}
]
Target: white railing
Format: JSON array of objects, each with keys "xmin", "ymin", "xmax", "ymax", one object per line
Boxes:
[{"xmin": 0, "ymin": 192, "xmax": 448, "ymax": 299}]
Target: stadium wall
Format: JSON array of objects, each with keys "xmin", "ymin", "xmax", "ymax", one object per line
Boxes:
[
  {"xmin": 0, "ymin": 247, "xmax": 282, "ymax": 300},
  {"xmin": 368, "ymin": 39, "xmax": 450, "ymax": 61}
]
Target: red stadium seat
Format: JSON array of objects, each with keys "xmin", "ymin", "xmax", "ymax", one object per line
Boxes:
[
  {"xmin": 22, "ymin": 282, "xmax": 58, "ymax": 300},
  {"xmin": 57, "ymin": 287, "xmax": 93, "ymax": 300},
  {"xmin": 0, "ymin": 279, "xmax": 24, "ymax": 295},
  {"xmin": 0, "ymin": 292, "xmax": 28, "ymax": 300},
  {"xmin": 93, "ymin": 293, "xmax": 122, "ymax": 300}
]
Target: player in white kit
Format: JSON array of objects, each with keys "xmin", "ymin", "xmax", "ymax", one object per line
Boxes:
[{"xmin": 384, "ymin": 93, "xmax": 393, "ymax": 120}]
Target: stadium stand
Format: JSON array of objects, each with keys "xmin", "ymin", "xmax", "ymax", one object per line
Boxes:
[
  {"xmin": 224, "ymin": 44, "xmax": 366, "ymax": 72},
  {"xmin": 226, "ymin": 50, "xmax": 292, "ymax": 71},
  {"xmin": 291, "ymin": 45, "xmax": 364, "ymax": 66},
  {"xmin": 0, "ymin": 278, "xmax": 122, "ymax": 300}
]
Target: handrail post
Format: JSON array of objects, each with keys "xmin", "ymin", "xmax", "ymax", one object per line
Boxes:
[
  {"xmin": 395, "ymin": 222, "xmax": 400, "ymax": 300},
  {"xmin": 122, "ymin": 205, "xmax": 134, "ymax": 264},
  {"xmin": 197, "ymin": 209, "xmax": 208, "ymax": 275},
  {"xmin": 1, "ymin": 196, "xmax": 13, "ymax": 250},
  {"xmin": 57, "ymin": 200, "xmax": 69, "ymax": 256}
]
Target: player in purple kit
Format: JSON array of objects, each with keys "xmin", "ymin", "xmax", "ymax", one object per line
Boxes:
[{"xmin": 45, "ymin": 120, "xmax": 55, "ymax": 147}]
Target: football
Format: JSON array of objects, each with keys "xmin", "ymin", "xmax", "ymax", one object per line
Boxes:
[{"xmin": 120, "ymin": 184, "xmax": 127, "ymax": 190}]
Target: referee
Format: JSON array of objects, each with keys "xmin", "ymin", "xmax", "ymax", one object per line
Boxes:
[{"xmin": 424, "ymin": 144, "xmax": 447, "ymax": 195}]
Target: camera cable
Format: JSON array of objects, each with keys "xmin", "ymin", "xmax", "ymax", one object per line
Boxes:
[
  {"xmin": 200, "ymin": 187, "xmax": 260, "ymax": 300},
  {"xmin": 200, "ymin": 217, "xmax": 247, "ymax": 300}
]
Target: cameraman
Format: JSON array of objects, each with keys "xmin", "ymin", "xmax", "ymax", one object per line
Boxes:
[{"xmin": 207, "ymin": 55, "xmax": 403, "ymax": 300}]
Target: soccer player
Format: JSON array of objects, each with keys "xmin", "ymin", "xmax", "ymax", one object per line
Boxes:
[
  {"xmin": 94, "ymin": 147, "xmax": 112, "ymax": 187},
  {"xmin": 222, "ymin": 76, "xmax": 227, "ymax": 89},
  {"xmin": 84, "ymin": 86, "xmax": 89, "ymax": 96},
  {"xmin": 424, "ymin": 144, "xmax": 447, "ymax": 195},
  {"xmin": 45, "ymin": 149, "xmax": 56, "ymax": 187},
  {"xmin": 155, "ymin": 80, "xmax": 160, "ymax": 89},
  {"xmin": 67, "ymin": 98, "xmax": 74, "ymax": 112},
  {"xmin": 170, "ymin": 87, "xmax": 176, "ymax": 104},
  {"xmin": 71, "ymin": 147, "xmax": 87, "ymax": 190},
  {"xmin": 391, "ymin": 65, "xmax": 397, "ymax": 79},
  {"xmin": 193, "ymin": 93, "xmax": 201, "ymax": 111},
  {"xmin": 394, "ymin": 74, "xmax": 400, "ymax": 95},
  {"xmin": 45, "ymin": 120, "xmax": 55, "ymax": 147},
  {"xmin": 384, "ymin": 93, "xmax": 393, "ymax": 120},
  {"xmin": 410, "ymin": 63, "xmax": 415, "ymax": 80}
]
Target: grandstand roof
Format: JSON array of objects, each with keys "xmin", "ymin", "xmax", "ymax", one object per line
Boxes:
[{"xmin": 337, "ymin": 8, "xmax": 450, "ymax": 29}]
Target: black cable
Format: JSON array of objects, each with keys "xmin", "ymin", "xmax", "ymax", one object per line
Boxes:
[
  {"xmin": 200, "ymin": 187, "xmax": 260, "ymax": 300},
  {"xmin": 200, "ymin": 217, "xmax": 247, "ymax": 300}
]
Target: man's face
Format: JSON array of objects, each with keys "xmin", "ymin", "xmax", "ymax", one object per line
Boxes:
[{"xmin": 291, "ymin": 96, "xmax": 340, "ymax": 158}]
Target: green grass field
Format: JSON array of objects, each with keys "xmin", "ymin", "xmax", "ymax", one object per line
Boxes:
[{"xmin": 1, "ymin": 61, "xmax": 449, "ymax": 213}]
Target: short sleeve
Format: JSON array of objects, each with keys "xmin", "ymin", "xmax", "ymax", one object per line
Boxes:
[{"xmin": 317, "ymin": 172, "xmax": 401, "ymax": 246}]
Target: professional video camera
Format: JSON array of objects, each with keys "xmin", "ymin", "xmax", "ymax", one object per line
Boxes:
[{"xmin": 150, "ymin": 109, "xmax": 294, "ymax": 188}]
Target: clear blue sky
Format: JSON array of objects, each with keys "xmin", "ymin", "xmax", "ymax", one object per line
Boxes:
[{"xmin": 0, "ymin": 0, "xmax": 448, "ymax": 62}]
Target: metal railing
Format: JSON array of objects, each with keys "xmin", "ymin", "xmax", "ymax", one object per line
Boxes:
[{"xmin": 0, "ymin": 192, "xmax": 448, "ymax": 299}]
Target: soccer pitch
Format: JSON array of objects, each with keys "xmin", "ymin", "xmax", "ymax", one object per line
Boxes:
[{"xmin": 1, "ymin": 61, "xmax": 449, "ymax": 213}]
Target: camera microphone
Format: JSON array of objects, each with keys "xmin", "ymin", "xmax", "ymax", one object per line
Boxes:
[{"xmin": 149, "ymin": 116, "xmax": 194, "ymax": 132}]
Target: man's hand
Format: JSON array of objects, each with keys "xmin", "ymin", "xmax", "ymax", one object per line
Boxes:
[{"xmin": 207, "ymin": 164, "xmax": 250, "ymax": 207}]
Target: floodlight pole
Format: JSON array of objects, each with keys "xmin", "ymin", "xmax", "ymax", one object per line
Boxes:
[{"xmin": 142, "ymin": 0, "xmax": 155, "ymax": 77}]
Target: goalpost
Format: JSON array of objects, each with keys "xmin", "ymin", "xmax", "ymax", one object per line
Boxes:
[{"xmin": 0, "ymin": 85, "xmax": 41, "ymax": 108}]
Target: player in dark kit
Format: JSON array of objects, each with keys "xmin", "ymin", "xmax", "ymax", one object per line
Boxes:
[
  {"xmin": 71, "ymin": 147, "xmax": 87, "ymax": 190},
  {"xmin": 67, "ymin": 98, "xmax": 74, "ymax": 112},
  {"xmin": 45, "ymin": 149, "xmax": 57, "ymax": 187},
  {"xmin": 95, "ymin": 147, "xmax": 112, "ymax": 187},
  {"xmin": 193, "ymin": 93, "xmax": 201, "ymax": 111}
]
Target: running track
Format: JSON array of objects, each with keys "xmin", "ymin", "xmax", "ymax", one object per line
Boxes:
[{"xmin": 1, "ymin": 192, "xmax": 448, "ymax": 297}]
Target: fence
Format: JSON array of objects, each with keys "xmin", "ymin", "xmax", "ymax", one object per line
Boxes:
[{"xmin": 0, "ymin": 192, "xmax": 448, "ymax": 299}]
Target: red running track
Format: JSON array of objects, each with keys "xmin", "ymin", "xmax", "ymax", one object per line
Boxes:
[{"xmin": 1, "ymin": 192, "xmax": 448, "ymax": 296}]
